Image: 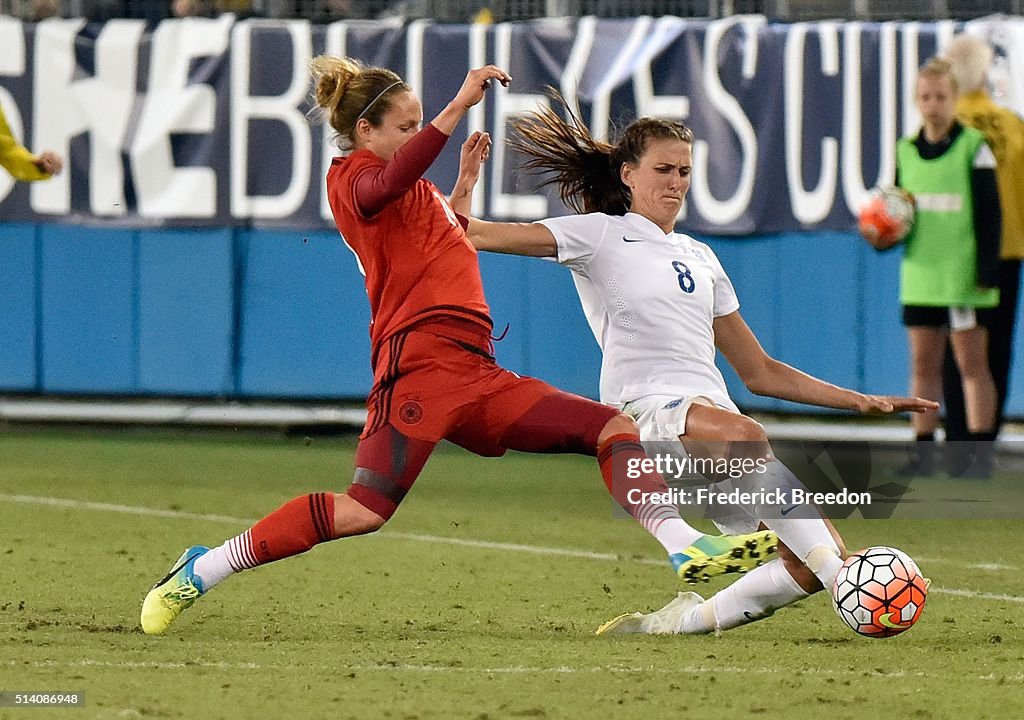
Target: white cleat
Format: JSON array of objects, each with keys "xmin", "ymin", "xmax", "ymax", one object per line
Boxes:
[
  {"xmin": 595, "ymin": 611, "xmax": 646, "ymax": 636},
  {"xmin": 639, "ymin": 591, "xmax": 704, "ymax": 634},
  {"xmin": 595, "ymin": 591, "xmax": 705, "ymax": 636}
]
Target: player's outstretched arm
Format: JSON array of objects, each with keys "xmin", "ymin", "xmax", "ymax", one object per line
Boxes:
[
  {"xmin": 714, "ymin": 311, "xmax": 937, "ymax": 414},
  {"xmin": 355, "ymin": 67, "xmax": 507, "ymax": 217},
  {"xmin": 466, "ymin": 218, "xmax": 557, "ymax": 257},
  {"xmin": 450, "ymin": 131, "xmax": 490, "ymax": 217},
  {"xmin": 431, "ymin": 65, "xmax": 510, "ymax": 136}
]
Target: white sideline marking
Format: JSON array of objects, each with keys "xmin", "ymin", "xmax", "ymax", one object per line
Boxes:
[
  {"xmin": 0, "ymin": 494, "xmax": 253, "ymax": 525},
  {"xmin": 975, "ymin": 562, "xmax": 1015, "ymax": 572},
  {"xmin": 913, "ymin": 557, "xmax": 1014, "ymax": 573},
  {"xmin": 4, "ymin": 658, "xmax": 1022, "ymax": 682},
  {"xmin": 0, "ymin": 398, "xmax": 368, "ymax": 426},
  {"xmin": 1, "ymin": 493, "xmax": 1021, "ymax": 604}
]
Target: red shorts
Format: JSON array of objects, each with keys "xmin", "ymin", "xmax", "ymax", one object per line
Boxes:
[{"xmin": 362, "ymin": 317, "xmax": 616, "ymax": 457}]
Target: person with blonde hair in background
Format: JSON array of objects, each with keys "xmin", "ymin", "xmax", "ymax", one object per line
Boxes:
[
  {"xmin": 940, "ymin": 34, "xmax": 1024, "ymax": 473},
  {"xmin": 0, "ymin": 104, "xmax": 62, "ymax": 182},
  {"xmin": 895, "ymin": 56, "xmax": 1002, "ymax": 479}
]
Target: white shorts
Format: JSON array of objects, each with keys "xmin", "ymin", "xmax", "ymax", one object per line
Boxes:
[
  {"xmin": 622, "ymin": 394, "xmax": 735, "ymax": 441},
  {"xmin": 622, "ymin": 394, "xmax": 763, "ymax": 535}
]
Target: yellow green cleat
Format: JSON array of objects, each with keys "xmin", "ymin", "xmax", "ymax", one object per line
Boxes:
[
  {"xmin": 670, "ymin": 531, "xmax": 778, "ymax": 584},
  {"xmin": 140, "ymin": 545, "xmax": 209, "ymax": 635}
]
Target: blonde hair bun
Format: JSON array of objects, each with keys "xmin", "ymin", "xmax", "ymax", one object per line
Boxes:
[{"xmin": 311, "ymin": 55, "xmax": 363, "ymax": 113}]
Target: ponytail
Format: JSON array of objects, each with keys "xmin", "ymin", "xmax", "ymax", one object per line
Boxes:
[
  {"xmin": 510, "ymin": 90, "xmax": 625, "ymax": 214},
  {"xmin": 511, "ymin": 89, "xmax": 693, "ymax": 215}
]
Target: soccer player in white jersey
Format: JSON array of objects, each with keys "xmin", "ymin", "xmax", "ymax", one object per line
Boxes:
[{"xmin": 465, "ymin": 95, "xmax": 937, "ymax": 635}]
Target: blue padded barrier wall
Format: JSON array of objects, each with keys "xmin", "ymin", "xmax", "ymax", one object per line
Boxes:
[
  {"xmin": 0, "ymin": 224, "xmax": 38, "ymax": 390},
  {"xmin": 775, "ymin": 232, "xmax": 860, "ymax": 411},
  {"xmin": 39, "ymin": 225, "xmax": 136, "ymax": 393},
  {"xmin": 705, "ymin": 232, "xmax": 907, "ymax": 413},
  {"xmin": 476, "ymin": 252, "xmax": 530, "ymax": 374},
  {"xmin": 4, "ymin": 221, "xmax": 1024, "ymax": 417},
  {"xmin": 236, "ymin": 229, "xmax": 372, "ymax": 398},
  {"xmin": 860, "ymin": 239, "xmax": 912, "ymax": 399},
  {"xmin": 705, "ymin": 232, "xmax": 863, "ymax": 415},
  {"xmin": 137, "ymin": 228, "xmax": 235, "ymax": 396},
  {"xmin": 521, "ymin": 257, "xmax": 603, "ymax": 399},
  {"xmin": 703, "ymin": 235, "xmax": 784, "ymax": 412}
]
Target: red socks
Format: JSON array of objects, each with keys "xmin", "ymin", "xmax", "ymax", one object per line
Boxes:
[
  {"xmin": 597, "ymin": 432, "xmax": 671, "ymax": 511},
  {"xmin": 244, "ymin": 492, "xmax": 335, "ymax": 567}
]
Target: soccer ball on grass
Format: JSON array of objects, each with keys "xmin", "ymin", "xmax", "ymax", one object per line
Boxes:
[{"xmin": 831, "ymin": 546, "xmax": 928, "ymax": 637}]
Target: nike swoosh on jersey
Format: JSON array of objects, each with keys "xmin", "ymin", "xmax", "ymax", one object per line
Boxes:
[
  {"xmin": 780, "ymin": 504, "xmax": 799, "ymax": 516},
  {"xmin": 621, "ymin": 236, "xmax": 645, "ymax": 243}
]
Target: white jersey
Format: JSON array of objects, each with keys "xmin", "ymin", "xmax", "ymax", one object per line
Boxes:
[{"xmin": 539, "ymin": 211, "xmax": 740, "ymax": 411}]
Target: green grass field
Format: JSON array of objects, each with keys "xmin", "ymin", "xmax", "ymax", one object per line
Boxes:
[{"xmin": 1, "ymin": 428, "xmax": 1022, "ymax": 720}]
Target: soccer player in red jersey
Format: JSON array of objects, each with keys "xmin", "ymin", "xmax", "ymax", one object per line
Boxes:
[{"xmin": 139, "ymin": 58, "xmax": 777, "ymax": 635}]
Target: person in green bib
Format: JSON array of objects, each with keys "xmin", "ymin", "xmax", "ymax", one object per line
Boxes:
[{"xmin": 897, "ymin": 57, "xmax": 1002, "ymax": 478}]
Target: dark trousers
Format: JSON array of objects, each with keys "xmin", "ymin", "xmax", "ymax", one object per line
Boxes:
[{"xmin": 942, "ymin": 259, "xmax": 1022, "ymax": 440}]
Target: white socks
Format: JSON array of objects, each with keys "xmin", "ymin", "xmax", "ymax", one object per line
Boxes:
[
  {"xmin": 680, "ymin": 559, "xmax": 809, "ymax": 633},
  {"xmin": 652, "ymin": 517, "xmax": 704, "ymax": 556},
  {"xmin": 750, "ymin": 460, "xmax": 844, "ymax": 588},
  {"xmin": 665, "ymin": 459, "xmax": 845, "ymax": 634},
  {"xmin": 192, "ymin": 533, "xmax": 255, "ymax": 592}
]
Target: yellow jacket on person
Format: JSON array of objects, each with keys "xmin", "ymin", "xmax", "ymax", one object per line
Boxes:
[
  {"xmin": 957, "ymin": 91, "xmax": 1024, "ymax": 259},
  {"xmin": 0, "ymin": 105, "xmax": 49, "ymax": 182}
]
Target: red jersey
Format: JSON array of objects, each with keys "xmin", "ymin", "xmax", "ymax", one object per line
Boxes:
[{"xmin": 327, "ymin": 149, "xmax": 492, "ymax": 366}]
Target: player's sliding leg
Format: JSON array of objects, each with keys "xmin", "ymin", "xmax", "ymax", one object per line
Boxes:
[
  {"xmin": 596, "ymin": 535, "xmax": 835, "ymax": 636},
  {"xmin": 591, "ymin": 403, "xmax": 841, "ymax": 633},
  {"xmin": 628, "ymin": 484, "xmax": 845, "ymax": 635},
  {"xmin": 743, "ymin": 460, "xmax": 847, "ymax": 588},
  {"xmin": 667, "ymin": 532, "xmax": 779, "ymax": 584},
  {"xmin": 673, "ymin": 534, "xmax": 832, "ymax": 634},
  {"xmin": 678, "ymin": 405, "xmax": 843, "ymax": 586},
  {"xmin": 499, "ymin": 394, "xmax": 776, "ymax": 581},
  {"xmin": 599, "ymin": 517, "xmax": 844, "ymax": 635},
  {"xmin": 667, "ymin": 462, "xmax": 844, "ymax": 633},
  {"xmin": 140, "ymin": 425, "xmax": 434, "ymax": 635}
]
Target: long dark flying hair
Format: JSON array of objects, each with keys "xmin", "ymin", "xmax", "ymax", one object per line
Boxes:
[{"xmin": 510, "ymin": 89, "xmax": 694, "ymax": 215}]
